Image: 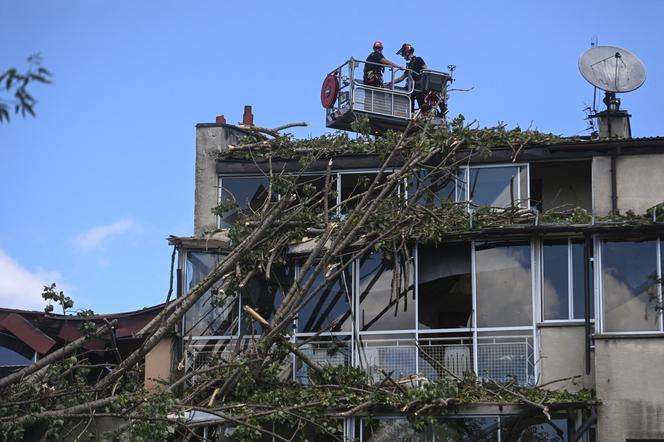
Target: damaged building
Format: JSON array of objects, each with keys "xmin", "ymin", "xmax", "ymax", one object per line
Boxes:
[{"xmin": 163, "ymin": 97, "xmax": 664, "ymax": 441}]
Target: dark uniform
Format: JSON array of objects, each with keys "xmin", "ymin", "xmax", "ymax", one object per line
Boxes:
[
  {"xmin": 406, "ymin": 55, "xmax": 427, "ymax": 110},
  {"xmin": 364, "ymin": 51, "xmax": 386, "ymax": 87}
]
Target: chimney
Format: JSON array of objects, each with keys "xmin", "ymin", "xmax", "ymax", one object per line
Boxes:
[
  {"xmin": 242, "ymin": 105, "xmax": 254, "ymax": 127},
  {"xmin": 596, "ymin": 93, "xmax": 632, "ymax": 139},
  {"xmin": 215, "ymin": 115, "xmax": 227, "ymax": 125}
]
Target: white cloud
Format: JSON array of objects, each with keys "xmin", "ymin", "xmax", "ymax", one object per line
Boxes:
[
  {"xmin": 74, "ymin": 218, "xmax": 139, "ymax": 251},
  {"xmin": 0, "ymin": 249, "xmax": 70, "ymax": 310}
]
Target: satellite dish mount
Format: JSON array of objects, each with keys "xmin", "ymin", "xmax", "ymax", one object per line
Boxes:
[{"xmin": 579, "ymin": 46, "xmax": 646, "ymax": 139}]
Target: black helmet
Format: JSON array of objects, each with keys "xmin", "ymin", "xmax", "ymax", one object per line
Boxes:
[
  {"xmin": 373, "ymin": 41, "xmax": 383, "ymax": 50},
  {"xmin": 397, "ymin": 43, "xmax": 414, "ymax": 56}
]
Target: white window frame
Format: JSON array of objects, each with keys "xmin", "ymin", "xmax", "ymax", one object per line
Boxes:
[
  {"xmin": 459, "ymin": 163, "xmax": 530, "ymax": 209},
  {"xmin": 539, "ymin": 238, "xmax": 591, "ymax": 323},
  {"xmin": 597, "ymin": 236, "xmax": 664, "ymax": 335}
]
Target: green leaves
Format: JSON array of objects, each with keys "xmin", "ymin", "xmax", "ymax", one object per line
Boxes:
[{"xmin": 0, "ymin": 54, "xmax": 52, "ymax": 124}]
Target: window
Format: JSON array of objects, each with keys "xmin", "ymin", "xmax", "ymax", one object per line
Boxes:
[
  {"xmin": 0, "ymin": 332, "xmax": 35, "ymax": 377},
  {"xmin": 218, "ymin": 176, "xmax": 270, "ymax": 228},
  {"xmin": 340, "ymin": 172, "xmax": 388, "ymax": 214},
  {"xmin": 601, "ymin": 239, "xmax": 660, "ymax": 332},
  {"xmin": 358, "ymin": 251, "xmax": 415, "ymax": 331},
  {"xmin": 297, "ymin": 260, "xmax": 352, "ymax": 333},
  {"xmin": 542, "ymin": 238, "xmax": 593, "ymax": 321},
  {"xmin": 294, "ymin": 174, "xmax": 337, "ymax": 212},
  {"xmin": 418, "ymin": 243, "xmax": 472, "ymax": 330},
  {"xmin": 184, "ymin": 252, "xmax": 238, "ymax": 337},
  {"xmin": 460, "ymin": 165, "xmax": 528, "ymax": 208},
  {"xmin": 475, "ymin": 240, "xmax": 533, "ymax": 327},
  {"xmin": 408, "ymin": 169, "xmax": 457, "ymax": 208},
  {"xmin": 241, "ymin": 266, "xmax": 292, "ymax": 335}
]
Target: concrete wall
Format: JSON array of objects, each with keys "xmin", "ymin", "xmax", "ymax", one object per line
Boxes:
[
  {"xmin": 194, "ymin": 124, "xmax": 246, "ymax": 235},
  {"xmin": 537, "ymin": 325, "xmax": 594, "ymax": 392},
  {"xmin": 594, "ymin": 337, "xmax": 664, "ymax": 441},
  {"xmin": 592, "ymin": 153, "xmax": 664, "ymax": 217},
  {"xmin": 144, "ymin": 336, "xmax": 176, "ymax": 391}
]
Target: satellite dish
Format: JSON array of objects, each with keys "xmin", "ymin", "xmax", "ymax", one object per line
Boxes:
[{"xmin": 579, "ymin": 45, "xmax": 646, "ymax": 93}]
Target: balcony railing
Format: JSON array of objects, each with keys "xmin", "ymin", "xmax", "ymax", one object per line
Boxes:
[{"xmin": 185, "ymin": 335, "xmax": 535, "ymax": 386}]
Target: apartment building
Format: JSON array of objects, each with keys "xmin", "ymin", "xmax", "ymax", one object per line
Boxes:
[{"xmin": 169, "ymin": 110, "xmax": 664, "ymax": 441}]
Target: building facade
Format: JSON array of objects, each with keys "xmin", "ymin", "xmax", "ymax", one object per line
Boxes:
[{"xmin": 171, "ymin": 116, "xmax": 664, "ymax": 441}]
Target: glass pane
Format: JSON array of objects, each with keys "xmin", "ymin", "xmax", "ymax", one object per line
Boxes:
[
  {"xmin": 409, "ymin": 169, "xmax": 456, "ymax": 207},
  {"xmin": 429, "ymin": 417, "xmax": 499, "ymax": 441},
  {"xmin": 475, "ymin": 241, "xmax": 533, "ymax": 327},
  {"xmin": 241, "ymin": 265, "xmax": 292, "ymax": 335},
  {"xmin": 297, "ymin": 261, "xmax": 352, "ymax": 333},
  {"xmin": 0, "ymin": 346, "xmax": 33, "ymax": 366},
  {"xmin": 572, "ymin": 240, "xmax": 593, "ymax": 319},
  {"xmin": 184, "ymin": 252, "xmax": 238, "ymax": 337},
  {"xmin": 340, "ymin": 172, "xmax": 391, "ymax": 213},
  {"xmin": 542, "ymin": 239, "xmax": 569, "ymax": 320},
  {"xmin": 219, "ymin": 176, "xmax": 270, "ymax": 228},
  {"xmin": 468, "ymin": 167, "xmax": 520, "ymax": 207},
  {"xmin": 361, "ymin": 417, "xmax": 424, "ymax": 442},
  {"xmin": 418, "ymin": 243, "xmax": 472, "ymax": 329},
  {"xmin": 602, "ymin": 239, "xmax": 659, "ymax": 332},
  {"xmin": 359, "ymin": 252, "xmax": 415, "ymax": 331}
]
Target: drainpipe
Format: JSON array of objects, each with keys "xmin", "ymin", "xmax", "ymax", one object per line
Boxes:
[
  {"xmin": 583, "ymin": 234, "xmax": 592, "ymax": 375},
  {"xmin": 610, "ymin": 146, "xmax": 621, "ymax": 214}
]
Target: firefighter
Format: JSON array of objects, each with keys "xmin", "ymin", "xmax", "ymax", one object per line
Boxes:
[
  {"xmin": 363, "ymin": 41, "xmax": 399, "ymax": 87},
  {"xmin": 384, "ymin": 43, "xmax": 428, "ymax": 110}
]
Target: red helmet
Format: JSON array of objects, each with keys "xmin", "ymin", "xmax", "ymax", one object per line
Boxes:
[
  {"xmin": 373, "ymin": 41, "xmax": 383, "ymax": 50},
  {"xmin": 397, "ymin": 43, "xmax": 414, "ymax": 56}
]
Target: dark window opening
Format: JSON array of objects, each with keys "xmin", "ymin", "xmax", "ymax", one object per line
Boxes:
[
  {"xmin": 418, "ymin": 243, "xmax": 472, "ymax": 329},
  {"xmin": 241, "ymin": 265, "xmax": 293, "ymax": 335}
]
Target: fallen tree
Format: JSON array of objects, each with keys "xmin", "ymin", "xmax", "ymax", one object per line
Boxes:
[{"xmin": 0, "ymin": 115, "xmax": 599, "ymax": 441}]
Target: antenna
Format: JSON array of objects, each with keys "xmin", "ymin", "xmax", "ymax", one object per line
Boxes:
[{"xmin": 578, "ymin": 45, "xmax": 646, "ymax": 139}]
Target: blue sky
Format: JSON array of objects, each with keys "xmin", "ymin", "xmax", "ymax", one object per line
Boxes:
[{"xmin": 2, "ymin": 0, "xmax": 663, "ymax": 313}]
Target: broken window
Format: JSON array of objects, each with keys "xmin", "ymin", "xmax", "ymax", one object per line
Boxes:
[
  {"xmin": 358, "ymin": 251, "xmax": 415, "ymax": 331},
  {"xmin": 529, "ymin": 161, "xmax": 592, "ymax": 213},
  {"xmin": 183, "ymin": 252, "xmax": 238, "ymax": 337},
  {"xmin": 417, "ymin": 243, "xmax": 472, "ymax": 330},
  {"xmin": 475, "ymin": 241, "xmax": 532, "ymax": 327},
  {"xmin": 218, "ymin": 176, "xmax": 270, "ymax": 228},
  {"xmin": 601, "ymin": 239, "xmax": 660, "ymax": 332},
  {"xmin": 297, "ymin": 260, "xmax": 352, "ymax": 333},
  {"xmin": 240, "ymin": 265, "xmax": 292, "ymax": 335},
  {"xmin": 460, "ymin": 165, "xmax": 528, "ymax": 208},
  {"xmin": 542, "ymin": 238, "xmax": 592, "ymax": 321}
]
